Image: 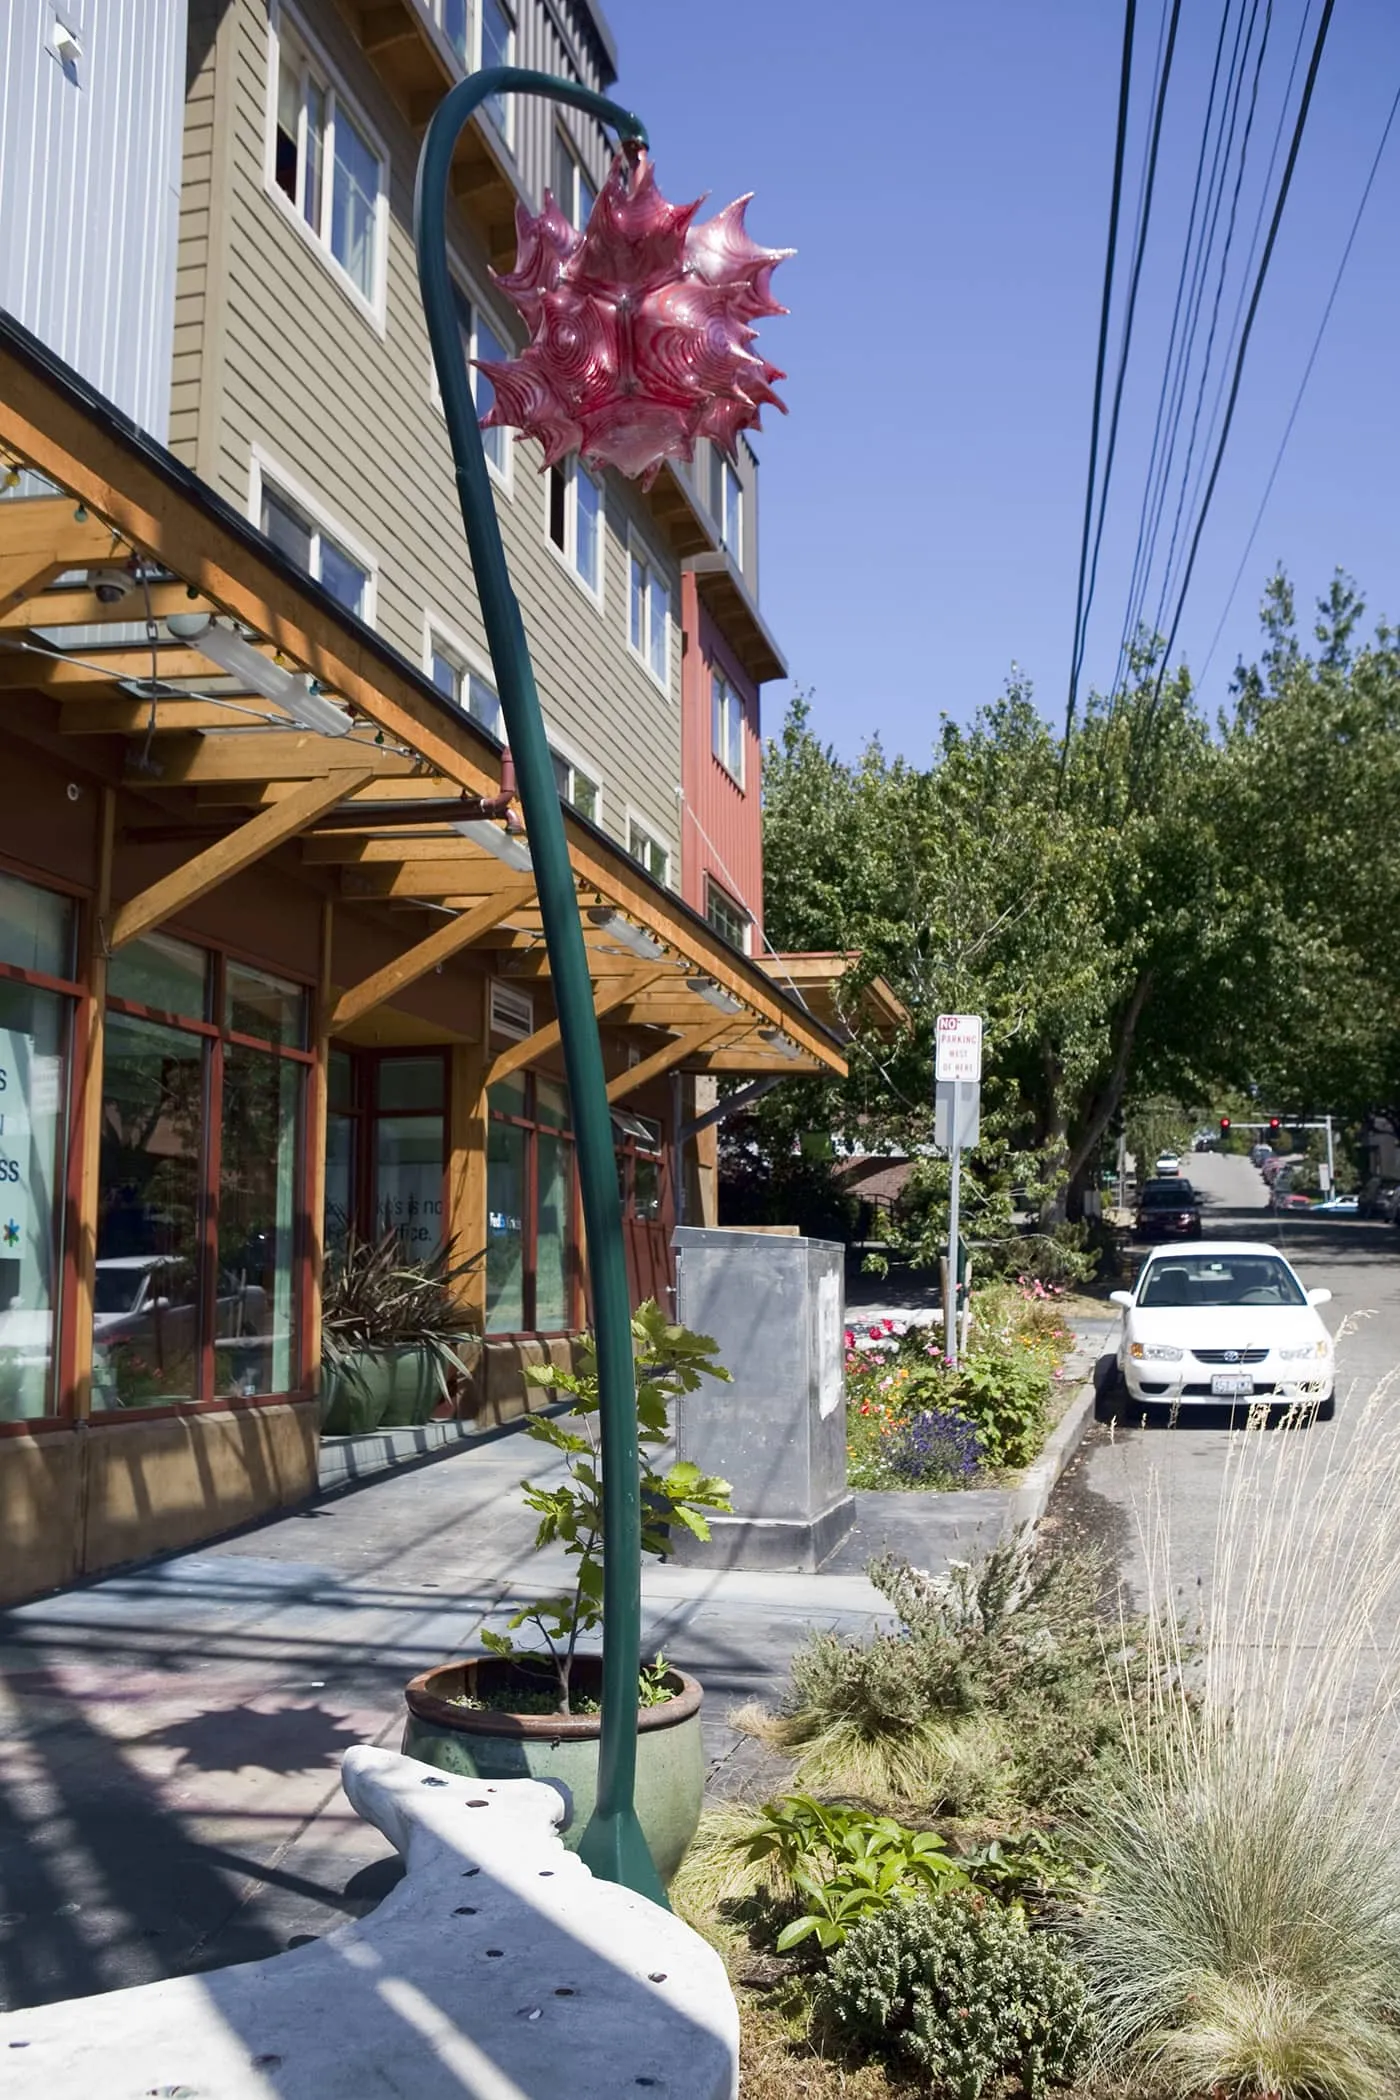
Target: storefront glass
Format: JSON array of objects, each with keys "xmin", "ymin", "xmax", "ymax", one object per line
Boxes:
[
  {"xmin": 486, "ymin": 1074, "xmax": 575, "ymax": 1334},
  {"xmin": 372, "ymin": 1055, "xmax": 444, "ymax": 1254},
  {"xmin": 535, "ymin": 1078, "xmax": 571, "ymax": 1331},
  {"xmin": 220, "ymin": 1044, "xmax": 301, "ymax": 1396},
  {"xmin": 0, "ymin": 967, "xmax": 72, "ymax": 1421},
  {"xmin": 94, "ymin": 1013, "xmax": 206, "ymax": 1409},
  {"xmin": 486, "ymin": 1076, "xmax": 526, "ymax": 1332}
]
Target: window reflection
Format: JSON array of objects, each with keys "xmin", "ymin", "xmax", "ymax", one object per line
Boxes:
[
  {"xmin": 220, "ymin": 1045, "xmax": 301, "ymax": 1396},
  {"xmin": 0, "ymin": 976, "xmax": 70, "ymax": 1420}
]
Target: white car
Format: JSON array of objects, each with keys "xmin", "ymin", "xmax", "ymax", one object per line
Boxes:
[
  {"xmin": 1110, "ymin": 1242, "xmax": 1334, "ymax": 1417},
  {"xmin": 1155, "ymin": 1151, "xmax": 1181, "ymax": 1176}
]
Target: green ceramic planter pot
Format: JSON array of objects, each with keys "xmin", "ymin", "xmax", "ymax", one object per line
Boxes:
[
  {"xmin": 400, "ymin": 1655, "xmax": 705, "ymax": 1886},
  {"xmin": 321, "ymin": 1344, "xmax": 439, "ymax": 1435}
]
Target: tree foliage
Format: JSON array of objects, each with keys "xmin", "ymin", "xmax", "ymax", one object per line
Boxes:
[{"xmin": 750, "ymin": 573, "xmax": 1400, "ymax": 1247}]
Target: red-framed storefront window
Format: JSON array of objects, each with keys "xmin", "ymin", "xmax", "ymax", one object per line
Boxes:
[
  {"xmin": 486, "ymin": 1072, "xmax": 577, "ymax": 1334},
  {"xmin": 0, "ymin": 867, "xmax": 81, "ymax": 1427},
  {"xmin": 95, "ymin": 930, "xmax": 312, "ymax": 1412},
  {"xmin": 324, "ymin": 1047, "xmax": 448, "ymax": 1256}
]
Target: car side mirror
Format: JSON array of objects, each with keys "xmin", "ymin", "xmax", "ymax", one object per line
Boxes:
[
  {"xmin": 1109, "ymin": 1289, "xmax": 1133, "ymax": 1309},
  {"xmin": 1307, "ymin": 1287, "xmax": 1332, "ymax": 1307}
]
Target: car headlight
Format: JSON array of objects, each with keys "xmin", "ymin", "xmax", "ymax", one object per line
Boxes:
[
  {"xmin": 1278, "ymin": 1340, "xmax": 1330, "ymax": 1361},
  {"xmin": 1130, "ymin": 1342, "xmax": 1183, "ymax": 1361}
]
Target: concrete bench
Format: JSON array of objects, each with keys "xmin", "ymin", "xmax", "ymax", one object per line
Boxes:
[{"xmin": 0, "ymin": 1746, "xmax": 739, "ymax": 2099}]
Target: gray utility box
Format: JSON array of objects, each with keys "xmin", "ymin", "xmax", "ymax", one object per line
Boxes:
[{"xmin": 672, "ymin": 1227, "xmax": 854, "ymax": 1572}]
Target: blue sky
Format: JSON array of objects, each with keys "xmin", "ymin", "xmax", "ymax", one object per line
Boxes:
[{"xmin": 606, "ymin": 0, "xmax": 1400, "ymax": 761}]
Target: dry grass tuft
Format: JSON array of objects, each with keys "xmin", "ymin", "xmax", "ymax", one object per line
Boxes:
[{"xmin": 1081, "ymin": 1373, "xmax": 1400, "ymax": 2099}]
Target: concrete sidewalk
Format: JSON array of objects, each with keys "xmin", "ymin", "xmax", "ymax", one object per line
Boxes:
[{"xmin": 0, "ymin": 1323, "xmax": 1103, "ymax": 2016}]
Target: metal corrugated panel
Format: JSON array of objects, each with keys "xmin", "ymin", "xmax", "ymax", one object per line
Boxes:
[{"xmin": 0, "ymin": 0, "xmax": 186, "ymax": 439}]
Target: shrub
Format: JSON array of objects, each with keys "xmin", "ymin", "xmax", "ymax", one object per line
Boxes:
[
  {"xmin": 953, "ymin": 1346, "xmax": 1047, "ymax": 1468},
  {"xmin": 817, "ymin": 1893, "xmax": 1094, "ymax": 2096},
  {"xmin": 885, "ymin": 1407, "xmax": 982, "ymax": 1486},
  {"xmin": 745, "ymin": 1533, "xmax": 1145, "ymax": 1814}
]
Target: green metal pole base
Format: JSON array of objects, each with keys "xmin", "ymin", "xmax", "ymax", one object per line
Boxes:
[{"xmin": 578, "ymin": 1806, "xmax": 668, "ymax": 1910}]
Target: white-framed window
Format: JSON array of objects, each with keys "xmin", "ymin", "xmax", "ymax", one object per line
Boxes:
[
  {"xmin": 628, "ymin": 817, "xmax": 670, "ymax": 887},
  {"xmin": 479, "ymin": 0, "xmax": 515, "ymax": 141},
  {"xmin": 550, "ymin": 743, "xmax": 601, "ymax": 824},
  {"xmin": 433, "ymin": 0, "xmax": 469, "ymax": 65},
  {"xmin": 546, "ymin": 457, "xmax": 604, "ymax": 601},
  {"xmin": 711, "ymin": 671, "xmax": 745, "ymax": 786},
  {"xmin": 706, "ymin": 878, "xmax": 750, "ymax": 953},
  {"xmin": 710, "ymin": 450, "xmax": 742, "ymax": 562},
  {"xmin": 424, "ymin": 616, "xmax": 502, "ymax": 738},
  {"xmin": 268, "ymin": 6, "xmax": 386, "ymax": 324},
  {"xmin": 251, "ymin": 448, "xmax": 376, "ymax": 621},
  {"xmin": 628, "ymin": 535, "xmax": 671, "ymax": 688},
  {"xmin": 552, "ymin": 125, "xmax": 597, "ymax": 228},
  {"xmin": 441, "ymin": 279, "xmax": 512, "ymax": 485}
]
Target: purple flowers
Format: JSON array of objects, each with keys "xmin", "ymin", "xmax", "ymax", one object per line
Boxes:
[{"xmin": 886, "ymin": 1408, "xmax": 982, "ymax": 1487}]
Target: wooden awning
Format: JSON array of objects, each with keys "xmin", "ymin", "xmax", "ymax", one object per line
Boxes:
[
  {"xmin": 0, "ymin": 317, "xmax": 845, "ymax": 1093},
  {"xmin": 761, "ymin": 952, "xmax": 909, "ymax": 1043}
]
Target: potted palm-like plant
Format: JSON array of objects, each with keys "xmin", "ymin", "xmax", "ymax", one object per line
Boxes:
[
  {"xmin": 400, "ymin": 1300, "xmax": 731, "ymax": 1884},
  {"xmin": 320, "ymin": 1228, "xmax": 482, "ymax": 1435}
]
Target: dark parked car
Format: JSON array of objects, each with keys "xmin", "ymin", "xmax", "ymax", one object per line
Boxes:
[
  {"xmin": 1358, "ymin": 1175, "xmax": 1400, "ymax": 1220},
  {"xmin": 1134, "ymin": 1178, "xmax": 1203, "ymax": 1241}
]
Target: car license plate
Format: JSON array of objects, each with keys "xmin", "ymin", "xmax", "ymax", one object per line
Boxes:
[{"xmin": 1211, "ymin": 1373, "xmax": 1254, "ymax": 1397}]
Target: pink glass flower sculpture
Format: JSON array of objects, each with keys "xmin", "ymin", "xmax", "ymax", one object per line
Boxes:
[{"xmin": 477, "ymin": 150, "xmax": 791, "ymax": 487}]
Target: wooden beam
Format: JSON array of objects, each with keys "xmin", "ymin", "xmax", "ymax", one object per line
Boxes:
[
  {"xmin": 306, "ymin": 897, "xmax": 334, "ymax": 1392},
  {"xmin": 69, "ymin": 784, "xmax": 115, "ymax": 1420},
  {"xmin": 487, "ymin": 969, "xmax": 666, "ymax": 1088},
  {"xmin": 0, "ymin": 645, "xmax": 229, "ymax": 690},
  {"xmin": 343, "ymin": 859, "xmax": 525, "ymax": 899},
  {"xmin": 330, "ymin": 879, "xmax": 534, "ymax": 1031},
  {"xmin": 606, "ymin": 1018, "xmax": 734, "ymax": 1102},
  {"xmin": 106, "ymin": 766, "xmax": 377, "ymax": 948},
  {"xmin": 301, "ymin": 831, "xmax": 487, "ymax": 865},
  {"xmin": 447, "ymin": 1019, "xmax": 489, "ymax": 1326},
  {"xmin": 703, "ymin": 1051, "xmax": 823, "ymax": 1073},
  {"xmin": 61, "ymin": 698, "xmax": 279, "ymax": 736},
  {"xmin": 0, "ymin": 581, "xmax": 217, "ymax": 630},
  {"xmin": 149, "ymin": 732, "xmax": 418, "ymax": 784},
  {"xmin": 196, "ymin": 773, "xmax": 464, "ymax": 808}
]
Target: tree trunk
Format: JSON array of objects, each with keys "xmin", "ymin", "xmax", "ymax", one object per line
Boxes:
[{"xmin": 1061, "ymin": 971, "xmax": 1154, "ymax": 1219}]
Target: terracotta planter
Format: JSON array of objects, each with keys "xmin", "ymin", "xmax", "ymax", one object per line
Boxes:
[
  {"xmin": 400, "ymin": 1655, "xmax": 705, "ymax": 1886},
  {"xmin": 320, "ymin": 1344, "xmax": 440, "ymax": 1435}
]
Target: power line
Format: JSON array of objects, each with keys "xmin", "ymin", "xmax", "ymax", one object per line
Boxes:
[
  {"xmin": 1198, "ymin": 74, "xmax": 1400, "ymax": 686},
  {"xmin": 1141, "ymin": 0, "xmax": 1337, "ymax": 737},
  {"xmin": 1062, "ymin": 0, "xmax": 1139, "ymax": 761}
]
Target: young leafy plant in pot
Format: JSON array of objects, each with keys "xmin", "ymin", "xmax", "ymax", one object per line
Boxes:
[
  {"xmin": 401, "ymin": 1300, "xmax": 732, "ymax": 1884},
  {"xmin": 320, "ymin": 1227, "xmax": 482, "ymax": 1435}
]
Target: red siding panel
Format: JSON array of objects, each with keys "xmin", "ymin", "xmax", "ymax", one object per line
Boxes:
[{"xmin": 679, "ymin": 573, "xmax": 765, "ymax": 939}]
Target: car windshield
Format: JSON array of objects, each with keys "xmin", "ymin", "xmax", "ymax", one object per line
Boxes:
[
  {"xmin": 1141, "ymin": 1182, "xmax": 1195, "ymax": 1205},
  {"xmin": 1138, "ymin": 1254, "xmax": 1306, "ymax": 1309},
  {"xmin": 93, "ymin": 1270, "xmax": 147, "ymax": 1315}
]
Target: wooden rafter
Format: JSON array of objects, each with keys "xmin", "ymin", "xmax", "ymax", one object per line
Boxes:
[
  {"xmin": 0, "ymin": 500, "xmax": 120, "ymax": 609},
  {"xmin": 0, "ymin": 645, "xmax": 232, "ymax": 691},
  {"xmin": 106, "ymin": 766, "xmax": 377, "ymax": 949},
  {"xmin": 486, "ymin": 969, "xmax": 668, "ymax": 1088},
  {"xmin": 196, "ymin": 774, "xmax": 465, "ymax": 808},
  {"xmin": 329, "ymin": 879, "xmax": 535, "ymax": 1032},
  {"xmin": 61, "ymin": 699, "xmax": 283, "ymax": 736},
  {"xmin": 0, "ymin": 581, "xmax": 217, "ymax": 630},
  {"xmin": 605, "ymin": 1018, "xmax": 736, "ymax": 1102},
  {"xmin": 149, "ymin": 732, "xmax": 419, "ymax": 784}
]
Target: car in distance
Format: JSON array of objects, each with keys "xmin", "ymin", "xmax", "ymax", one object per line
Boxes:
[
  {"xmin": 1135, "ymin": 1178, "xmax": 1202, "ymax": 1241},
  {"xmin": 1312, "ymin": 1194, "xmax": 1359, "ymax": 1214},
  {"xmin": 1155, "ymin": 1151, "xmax": 1182, "ymax": 1176},
  {"xmin": 1109, "ymin": 1242, "xmax": 1334, "ymax": 1417}
]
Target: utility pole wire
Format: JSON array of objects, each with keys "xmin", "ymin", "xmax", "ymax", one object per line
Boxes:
[
  {"xmin": 1135, "ymin": 0, "xmax": 1336, "ymax": 764},
  {"xmin": 1199, "ymin": 73, "xmax": 1400, "ymax": 687},
  {"xmin": 1062, "ymin": 0, "xmax": 1139, "ymax": 770}
]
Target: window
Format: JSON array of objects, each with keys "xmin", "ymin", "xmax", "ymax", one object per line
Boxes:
[
  {"xmin": 435, "ymin": 0, "xmax": 468, "ymax": 64},
  {"xmin": 449, "ymin": 282, "xmax": 510, "ymax": 479},
  {"xmin": 0, "ymin": 872, "xmax": 77, "ymax": 1423},
  {"xmin": 711, "ymin": 671, "xmax": 745, "ymax": 785},
  {"xmin": 628, "ymin": 540, "xmax": 671, "ymax": 686},
  {"xmin": 429, "ymin": 635, "xmax": 502, "ymax": 738},
  {"xmin": 479, "ymin": 0, "xmax": 514, "ymax": 139},
  {"xmin": 710, "ymin": 451, "xmax": 742, "ymax": 562},
  {"xmin": 323, "ymin": 1052, "xmax": 447, "ymax": 1260},
  {"xmin": 552, "ymin": 126, "xmax": 596, "ymax": 227},
  {"xmin": 487, "ymin": 1074, "xmax": 576, "ymax": 1333},
  {"xmin": 551, "ymin": 748, "xmax": 600, "ymax": 824},
  {"xmin": 96, "ymin": 936, "xmax": 310, "ymax": 1410},
  {"xmin": 706, "ymin": 879, "xmax": 750, "ymax": 953},
  {"xmin": 272, "ymin": 13, "xmax": 383, "ymax": 312},
  {"xmin": 547, "ymin": 457, "xmax": 603, "ymax": 599},
  {"xmin": 258, "ymin": 470, "xmax": 371, "ymax": 619},
  {"xmin": 628, "ymin": 819, "xmax": 670, "ymax": 886},
  {"xmin": 614, "ymin": 1111, "xmax": 664, "ymax": 1223}
]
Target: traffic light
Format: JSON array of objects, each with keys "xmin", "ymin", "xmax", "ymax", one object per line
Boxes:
[
  {"xmin": 1219, "ymin": 1115, "xmax": 1231, "ymax": 1136},
  {"xmin": 1269, "ymin": 1116, "xmax": 1281, "ymax": 1137}
]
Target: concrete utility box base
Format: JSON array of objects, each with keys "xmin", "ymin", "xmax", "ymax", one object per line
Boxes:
[{"xmin": 673, "ymin": 1227, "xmax": 854, "ymax": 1572}]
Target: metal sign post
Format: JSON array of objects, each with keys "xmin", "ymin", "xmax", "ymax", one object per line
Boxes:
[{"xmin": 935, "ymin": 1016, "xmax": 982, "ymax": 1369}]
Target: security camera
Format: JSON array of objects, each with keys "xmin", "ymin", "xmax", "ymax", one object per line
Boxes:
[{"xmin": 88, "ymin": 567, "xmax": 135, "ymax": 606}]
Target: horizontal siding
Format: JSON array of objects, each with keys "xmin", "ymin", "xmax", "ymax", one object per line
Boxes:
[
  {"xmin": 168, "ymin": 0, "xmax": 220, "ymax": 461},
  {"xmin": 190, "ymin": 0, "xmax": 682, "ymax": 862}
]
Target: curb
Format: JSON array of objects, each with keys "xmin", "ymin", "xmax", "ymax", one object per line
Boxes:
[{"xmin": 1001, "ymin": 1371, "xmax": 1098, "ymax": 1536}]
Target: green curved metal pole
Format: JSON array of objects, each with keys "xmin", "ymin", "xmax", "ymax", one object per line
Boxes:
[{"xmin": 415, "ymin": 68, "xmax": 664, "ymax": 1905}]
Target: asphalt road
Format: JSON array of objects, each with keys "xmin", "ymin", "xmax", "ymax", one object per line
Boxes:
[{"xmin": 1050, "ymin": 1147, "xmax": 1400, "ymax": 1608}]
